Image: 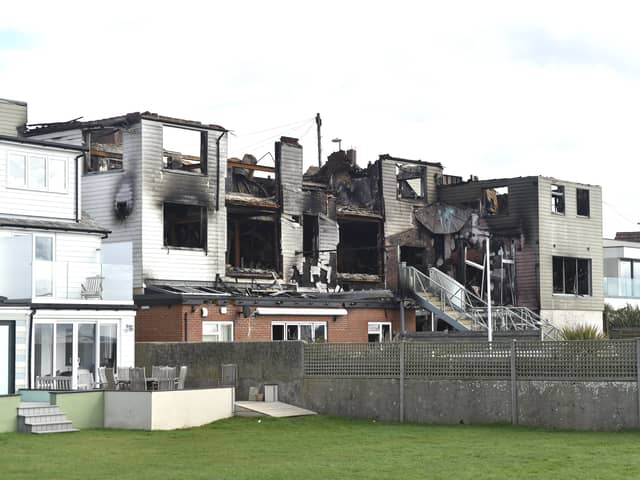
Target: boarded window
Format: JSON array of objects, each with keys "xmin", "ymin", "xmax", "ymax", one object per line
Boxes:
[
  {"xmin": 551, "ymin": 184, "xmax": 564, "ymax": 214},
  {"xmin": 482, "ymin": 186, "xmax": 509, "ymax": 216},
  {"xmin": 87, "ymin": 128, "xmax": 123, "ymax": 173},
  {"xmin": 163, "ymin": 125, "xmax": 207, "ymax": 174},
  {"xmin": 577, "ymin": 188, "xmax": 590, "ymax": 217},
  {"xmin": 396, "ymin": 164, "xmax": 425, "ymax": 200},
  {"xmin": 163, "ymin": 203, "xmax": 206, "ymax": 249},
  {"xmin": 553, "ymin": 256, "xmax": 591, "ymax": 295}
]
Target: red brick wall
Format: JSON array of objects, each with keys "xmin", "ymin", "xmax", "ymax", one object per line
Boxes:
[{"xmin": 136, "ymin": 303, "xmax": 416, "ymax": 343}]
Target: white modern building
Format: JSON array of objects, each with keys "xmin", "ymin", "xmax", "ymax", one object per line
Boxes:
[{"xmin": 603, "ymin": 238, "xmax": 640, "ymax": 309}]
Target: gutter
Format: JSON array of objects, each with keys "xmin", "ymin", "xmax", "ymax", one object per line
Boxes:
[{"xmin": 0, "ymin": 221, "xmax": 110, "ymax": 237}]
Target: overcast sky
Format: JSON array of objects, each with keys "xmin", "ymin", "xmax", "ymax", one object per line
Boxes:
[{"xmin": 1, "ymin": 1, "xmax": 637, "ymax": 237}]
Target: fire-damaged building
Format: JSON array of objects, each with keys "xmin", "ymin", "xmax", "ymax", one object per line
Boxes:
[{"xmin": 20, "ymin": 106, "xmax": 603, "ymax": 341}]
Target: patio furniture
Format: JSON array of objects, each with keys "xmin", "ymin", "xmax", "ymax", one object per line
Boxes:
[
  {"xmin": 77, "ymin": 369, "xmax": 95, "ymax": 390},
  {"xmin": 156, "ymin": 378, "xmax": 175, "ymax": 391},
  {"xmin": 175, "ymin": 366, "xmax": 188, "ymax": 390},
  {"xmin": 129, "ymin": 367, "xmax": 147, "ymax": 391},
  {"xmin": 104, "ymin": 368, "xmax": 118, "ymax": 390},
  {"xmin": 117, "ymin": 367, "xmax": 131, "ymax": 390},
  {"xmin": 81, "ymin": 275, "xmax": 104, "ymax": 299}
]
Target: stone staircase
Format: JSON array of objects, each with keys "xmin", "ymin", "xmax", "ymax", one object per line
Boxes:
[{"xmin": 18, "ymin": 402, "xmax": 77, "ymax": 434}]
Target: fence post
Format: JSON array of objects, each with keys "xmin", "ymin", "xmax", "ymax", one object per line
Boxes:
[
  {"xmin": 636, "ymin": 339, "xmax": 640, "ymax": 428},
  {"xmin": 399, "ymin": 340, "xmax": 405, "ymax": 423},
  {"xmin": 510, "ymin": 339, "xmax": 518, "ymax": 425}
]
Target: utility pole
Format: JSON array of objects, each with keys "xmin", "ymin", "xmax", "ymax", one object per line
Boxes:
[{"xmin": 315, "ymin": 113, "xmax": 322, "ymax": 168}]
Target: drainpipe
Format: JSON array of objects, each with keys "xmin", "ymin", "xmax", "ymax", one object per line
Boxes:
[
  {"xmin": 183, "ymin": 312, "xmax": 188, "ymax": 342},
  {"xmin": 74, "ymin": 153, "xmax": 84, "ymax": 222},
  {"xmin": 27, "ymin": 308, "xmax": 35, "ymax": 389},
  {"xmin": 215, "ymin": 130, "xmax": 228, "ymax": 211}
]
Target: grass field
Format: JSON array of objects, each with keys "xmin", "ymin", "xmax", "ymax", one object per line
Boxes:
[{"xmin": 1, "ymin": 416, "xmax": 640, "ymax": 479}]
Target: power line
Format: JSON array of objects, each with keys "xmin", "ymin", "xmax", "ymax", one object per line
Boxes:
[
  {"xmin": 603, "ymin": 200, "xmax": 638, "ymax": 226},
  {"xmin": 234, "ymin": 117, "xmax": 313, "ymax": 137},
  {"xmin": 230, "ymin": 118, "xmax": 315, "ymax": 157}
]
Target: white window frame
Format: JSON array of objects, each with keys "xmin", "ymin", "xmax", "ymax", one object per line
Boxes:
[
  {"xmin": 6, "ymin": 150, "xmax": 68, "ymax": 193},
  {"xmin": 32, "ymin": 233, "xmax": 55, "ymax": 298},
  {"xmin": 368, "ymin": 322, "xmax": 392, "ymax": 342},
  {"xmin": 202, "ymin": 321, "xmax": 234, "ymax": 342},
  {"xmin": 271, "ymin": 321, "xmax": 327, "ymax": 342}
]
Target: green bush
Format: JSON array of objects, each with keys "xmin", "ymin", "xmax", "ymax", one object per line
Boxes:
[
  {"xmin": 559, "ymin": 324, "xmax": 607, "ymax": 340},
  {"xmin": 607, "ymin": 303, "xmax": 640, "ymax": 329}
]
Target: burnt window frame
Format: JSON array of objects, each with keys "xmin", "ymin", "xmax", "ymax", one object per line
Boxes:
[
  {"xmin": 576, "ymin": 188, "xmax": 590, "ymax": 217},
  {"xmin": 482, "ymin": 186, "xmax": 509, "ymax": 216},
  {"xmin": 396, "ymin": 163, "xmax": 426, "ymax": 201},
  {"xmin": 163, "ymin": 202, "xmax": 207, "ymax": 250},
  {"xmin": 161, "ymin": 124, "xmax": 208, "ymax": 176},
  {"xmin": 552, "ymin": 256, "xmax": 592, "ymax": 296},
  {"xmin": 85, "ymin": 128, "xmax": 124, "ymax": 175},
  {"xmin": 551, "ymin": 184, "xmax": 565, "ymax": 215}
]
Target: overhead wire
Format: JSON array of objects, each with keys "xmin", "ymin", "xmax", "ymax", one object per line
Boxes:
[{"xmin": 229, "ymin": 117, "xmax": 315, "ymax": 158}]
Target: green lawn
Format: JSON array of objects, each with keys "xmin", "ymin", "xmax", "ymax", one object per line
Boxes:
[{"xmin": 1, "ymin": 416, "xmax": 640, "ymax": 479}]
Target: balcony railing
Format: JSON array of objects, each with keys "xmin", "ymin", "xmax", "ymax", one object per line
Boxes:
[
  {"xmin": 0, "ymin": 260, "xmax": 133, "ymax": 303},
  {"xmin": 604, "ymin": 277, "xmax": 640, "ymax": 299}
]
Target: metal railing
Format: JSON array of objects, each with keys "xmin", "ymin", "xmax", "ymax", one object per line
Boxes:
[{"xmin": 402, "ymin": 264, "xmax": 561, "ymax": 339}]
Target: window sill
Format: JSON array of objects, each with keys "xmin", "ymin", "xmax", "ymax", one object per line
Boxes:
[
  {"xmin": 552, "ymin": 293, "xmax": 592, "ymax": 298},
  {"xmin": 83, "ymin": 169, "xmax": 124, "ymax": 177},
  {"xmin": 163, "ymin": 246, "xmax": 206, "ymax": 252},
  {"xmin": 6, "ymin": 184, "xmax": 68, "ymax": 195}
]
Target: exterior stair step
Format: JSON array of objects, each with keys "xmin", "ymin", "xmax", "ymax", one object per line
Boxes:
[{"xmin": 17, "ymin": 402, "xmax": 77, "ymax": 434}]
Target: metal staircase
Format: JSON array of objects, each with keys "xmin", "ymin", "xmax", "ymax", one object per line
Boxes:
[{"xmin": 401, "ymin": 264, "xmax": 559, "ymax": 340}]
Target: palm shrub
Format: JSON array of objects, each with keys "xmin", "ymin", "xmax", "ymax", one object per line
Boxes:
[
  {"xmin": 607, "ymin": 303, "xmax": 640, "ymax": 329},
  {"xmin": 559, "ymin": 323, "xmax": 607, "ymax": 340}
]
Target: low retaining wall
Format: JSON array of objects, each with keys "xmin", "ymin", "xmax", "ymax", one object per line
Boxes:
[
  {"xmin": 302, "ymin": 377, "xmax": 639, "ymax": 430},
  {"xmin": 104, "ymin": 387, "xmax": 234, "ymax": 430},
  {"xmin": 50, "ymin": 391, "xmax": 105, "ymax": 429},
  {"xmin": 0, "ymin": 395, "xmax": 20, "ymax": 432}
]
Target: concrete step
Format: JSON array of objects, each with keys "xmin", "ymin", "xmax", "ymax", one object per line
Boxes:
[
  {"xmin": 28, "ymin": 421, "xmax": 75, "ymax": 434},
  {"xmin": 17, "ymin": 402, "xmax": 77, "ymax": 434}
]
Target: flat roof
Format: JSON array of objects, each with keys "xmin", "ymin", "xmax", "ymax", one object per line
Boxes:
[{"xmin": 0, "ymin": 135, "xmax": 87, "ymax": 152}]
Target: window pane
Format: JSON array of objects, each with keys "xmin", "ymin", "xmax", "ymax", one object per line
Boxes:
[
  {"xmin": 55, "ymin": 324, "xmax": 73, "ymax": 376},
  {"xmin": 621, "ymin": 260, "xmax": 632, "ymax": 278},
  {"xmin": 564, "ymin": 257, "xmax": 577, "ymax": 294},
  {"xmin": 314, "ymin": 324, "xmax": 326, "ymax": 342},
  {"xmin": 49, "ymin": 159, "xmax": 66, "ymax": 191},
  {"xmin": 99, "ymin": 324, "xmax": 118, "ymax": 368},
  {"xmin": 577, "ymin": 189, "xmax": 590, "ymax": 216},
  {"xmin": 221, "ymin": 324, "xmax": 233, "ymax": 342},
  {"xmin": 8, "ymin": 154, "xmax": 26, "ymax": 186},
  {"xmin": 78, "ymin": 324, "xmax": 96, "ymax": 389},
  {"xmin": 34, "ymin": 324, "xmax": 53, "ymax": 378},
  {"xmin": 552, "ymin": 257, "xmax": 564, "ymax": 293},
  {"xmin": 272, "ymin": 324, "xmax": 284, "ymax": 341},
  {"xmin": 286, "ymin": 325, "xmax": 299, "ymax": 341},
  {"xmin": 35, "ymin": 236, "xmax": 53, "ymax": 261},
  {"xmin": 577, "ymin": 259, "xmax": 590, "ymax": 295},
  {"xmin": 300, "ymin": 324, "xmax": 313, "ymax": 342},
  {"xmin": 30, "ymin": 156, "xmax": 47, "ymax": 188}
]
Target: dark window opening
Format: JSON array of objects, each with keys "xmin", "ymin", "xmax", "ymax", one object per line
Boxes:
[
  {"xmin": 482, "ymin": 186, "xmax": 509, "ymax": 216},
  {"xmin": 551, "ymin": 184, "xmax": 565, "ymax": 214},
  {"xmin": 227, "ymin": 153, "xmax": 276, "ymax": 198},
  {"xmin": 163, "ymin": 203, "xmax": 206, "ymax": 249},
  {"xmin": 272, "ymin": 324, "xmax": 284, "ymax": 341},
  {"xmin": 227, "ymin": 211, "xmax": 278, "ymax": 273},
  {"xmin": 577, "ymin": 188, "xmax": 590, "ymax": 217},
  {"xmin": 400, "ymin": 246, "xmax": 426, "ymax": 268},
  {"xmin": 86, "ymin": 128, "xmax": 123, "ymax": 173},
  {"xmin": 303, "ymin": 215, "xmax": 319, "ymax": 259},
  {"xmin": 553, "ymin": 256, "xmax": 591, "ymax": 295},
  {"xmin": 337, "ymin": 220, "xmax": 381, "ymax": 275},
  {"xmin": 162, "ymin": 125, "xmax": 208, "ymax": 174},
  {"xmin": 396, "ymin": 164, "xmax": 425, "ymax": 200}
]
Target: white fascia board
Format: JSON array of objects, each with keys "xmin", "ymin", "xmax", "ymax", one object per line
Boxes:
[{"xmin": 255, "ymin": 307, "xmax": 348, "ymax": 316}]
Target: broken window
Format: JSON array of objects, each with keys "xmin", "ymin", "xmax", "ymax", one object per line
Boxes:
[
  {"xmin": 163, "ymin": 203, "xmax": 206, "ymax": 249},
  {"xmin": 227, "ymin": 154, "xmax": 276, "ymax": 198},
  {"xmin": 482, "ymin": 186, "xmax": 509, "ymax": 216},
  {"xmin": 87, "ymin": 128, "xmax": 123, "ymax": 173},
  {"xmin": 553, "ymin": 256, "xmax": 591, "ymax": 295},
  {"xmin": 162, "ymin": 125, "xmax": 207, "ymax": 174},
  {"xmin": 337, "ymin": 219, "xmax": 381, "ymax": 275},
  {"xmin": 576, "ymin": 188, "xmax": 590, "ymax": 217},
  {"xmin": 368, "ymin": 322, "xmax": 391, "ymax": 342},
  {"xmin": 551, "ymin": 184, "xmax": 565, "ymax": 214},
  {"xmin": 227, "ymin": 210, "xmax": 278, "ymax": 274},
  {"xmin": 272, "ymin": 322, "xmax": 326, "ymax": 342},
  {"xmin": 396, "ymin": 164, "xmax": 425, "ymax": 200}
]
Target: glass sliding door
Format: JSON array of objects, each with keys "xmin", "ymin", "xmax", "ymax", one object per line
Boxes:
[
  {"xmin": 34, "ymin": 235, "xmax": 54, "ymax": 297},
  {"xmin": 77, "ymin": 324, "xmax": 96, "ymax": 389},
  {"xmin": 34, "ymin": 324, "xmax": 54, "ymax": 378},
  {"xmin": 55, "ymin": 324, "xmax": 73, "ymax": 377},
  {"xmin": 99, "ymin": 324, "xmax": 118, "ymax": 368}
]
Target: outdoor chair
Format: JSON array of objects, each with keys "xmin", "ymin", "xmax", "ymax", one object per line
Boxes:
[
  {"xmin": 129, "ymin": 367, "xmax": 147, "ymax": 391},
  {"xmin": 156, "ymin": 378, "xmax": 175, "ymax": 391},
  {"xmin": 117, "ymin": 367, "xmax": 131, "ymax": 390},
  {"xmin": 97, "ymin": 367, "xmax": 108, "ymax": 388},
  {"xmin": 81, "ymin": 275, "xmax": 104, "ymax": 300},
  {"xmin": 175, "ymin": 366, "xmax": 188, "ymax": 390},
  {"xmin": 104, "ymin": 368, "xmax": 118, "ymax": 390},
  {"xmin": 77, "ymin": 370, "xmax": 96, "ymax": 390},
  {"xmin": 151, "ymin": 366, "xmax": 164, "ymax": 379}
]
